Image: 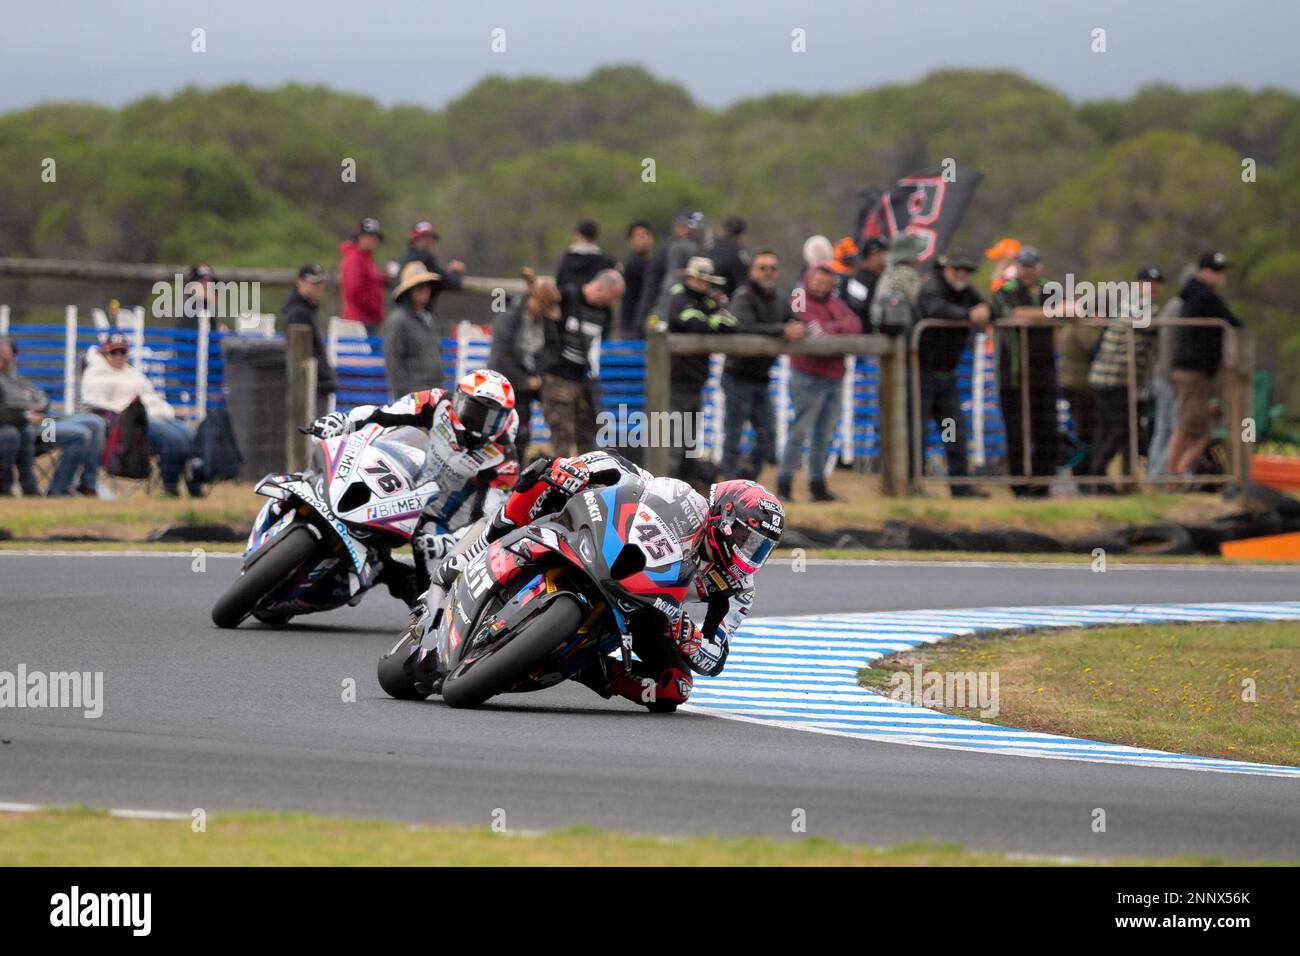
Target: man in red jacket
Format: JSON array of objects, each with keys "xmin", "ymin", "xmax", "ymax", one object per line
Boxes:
[
  {"xmin": 339, "ymin": 217, "xmax": 386, "ymax": 328},
  {"xmin": 776, "ymin": 262, "xmax": 862, "ymax": 502}
]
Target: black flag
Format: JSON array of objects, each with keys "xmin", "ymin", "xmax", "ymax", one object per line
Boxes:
[{"xmin": 854, "ymin": 165, "xmax": 983, "ymax": 264}]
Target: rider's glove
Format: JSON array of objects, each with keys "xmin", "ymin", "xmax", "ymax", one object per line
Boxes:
[
  {"xmin": 543, "ymin": 457, "xmax": 591, "ymax": 496},
  {"xmin": 309, "ymin": 411, "xmax": 350, "ymax": 440},
  {"xmin": 674, "ymin": 613, "xmax": 703, "ymax": 658}
]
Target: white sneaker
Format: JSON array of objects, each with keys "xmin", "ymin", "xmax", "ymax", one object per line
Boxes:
[{"xmin": 96, "ymin": 485, "xmax": 117, "ymax": 500}]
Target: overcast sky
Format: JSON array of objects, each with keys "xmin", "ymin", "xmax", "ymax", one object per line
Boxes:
[{"xmin": 2, "ymin": 0, "xmax": 1296, "ymax": 113}]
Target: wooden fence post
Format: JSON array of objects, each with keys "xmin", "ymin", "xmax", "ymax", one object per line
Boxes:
[
  {"xmin": 644, "ymin": 325, "xmax": 670, "ymax": 477},
  {"xmin": 880, "ymin": 337, "xmax": 912, "ymax": 496},
  {"xmin": 286, "ymin": 325, "xmax": 317, "ymax": 472}
]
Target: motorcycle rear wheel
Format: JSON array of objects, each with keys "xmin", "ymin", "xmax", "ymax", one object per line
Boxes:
[
  {"xmin": 440, "ymin": 594, "xmax": 585, "ymax": 709},
  {"xmin": 211, "ymin": 525, "xmax": 318, "ymax": 629}
]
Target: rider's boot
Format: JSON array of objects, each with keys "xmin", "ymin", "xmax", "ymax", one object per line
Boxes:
[
  {"xmin": 374, "ymin": 554, "xmax": 422, "ymax": 609},
  {"xmin": 575, "ymin": 658, "xmax": 692, "ymax": 707}
]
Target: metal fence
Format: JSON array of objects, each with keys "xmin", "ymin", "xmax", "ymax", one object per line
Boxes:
[
  {"xmin": 3, "ymin": 305, "xmax": 1011, "ymax": 472},
  {"xmin": 908, "ymin": 315, "xmax": 1251, "ymax": 490}
]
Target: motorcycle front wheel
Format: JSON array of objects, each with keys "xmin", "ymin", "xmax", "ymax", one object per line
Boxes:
[
  {"xmin": 211, "ymin": 524, "xmax": 319, "ymax": 629},
  {"xmin": 440, "ymin": 594, "xmax": 585, "ymax": 709}
]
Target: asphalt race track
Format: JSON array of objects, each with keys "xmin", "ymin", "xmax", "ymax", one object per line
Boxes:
[{"xmin": 2, "ymin": 552, "xmax": 1298, "ymax": 860}]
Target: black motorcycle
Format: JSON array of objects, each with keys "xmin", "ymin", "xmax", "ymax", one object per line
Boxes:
[{"xmin": 377, "ymin": 474, "xmax": 704, "ymax": 712}]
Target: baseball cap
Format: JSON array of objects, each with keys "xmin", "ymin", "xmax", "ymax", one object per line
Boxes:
[
  {"xmin": 357, "ymin": 217, "xmax": 383, "ymax": 239},
  {"xmin": 408, "ymin": 220, "xmax": 439, "ymax": 240},
  {"xmin": 985, "ymin": 237, "xmax": 1022, "ymax": 260},
  {"xmin": 859, "ymin": 236, "xmax": 890, "ymax": 256},
  {"xmin": 1016, "ymin": 246, "xmax": 1043, "ymax": 266},
  {"xmin": 298, "ymin": 262, "xmax": 327, "ymax": 283},
  {"xmin": 940, "ymin": 249, "xmax": 978, "ymax": 271},
  {"xmin": 1199, "ymin": 251, "xmax": 1230, "ymax": 271},
  {"xmin": 675, "ymin": 208, "xmax": 706, "ymax": 229},
  {"xmin": 683, "ymin": 257, "xmax": 724, "ymax": 285},
  {"xmin": 1136, "ymin": 265, "xmax": 1165, "ymax": 282},
  {"xmin": 103, "ymin": 332, "xmax": 130, "ymax": 352}
]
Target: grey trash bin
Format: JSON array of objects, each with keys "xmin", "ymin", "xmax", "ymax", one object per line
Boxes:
[{"xmin": 221, "ymin": 337, "xmax": 288, "ymax": 482}]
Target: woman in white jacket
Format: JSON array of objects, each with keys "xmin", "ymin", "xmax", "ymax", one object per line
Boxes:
[{"xmin": 81, "ymin": 332, "xmax": 203, "ymax": 496}]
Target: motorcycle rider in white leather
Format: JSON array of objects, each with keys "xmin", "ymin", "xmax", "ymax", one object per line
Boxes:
[{"xmin": 307, "ymin": 369, "xmax": 519, "ymax": 606}]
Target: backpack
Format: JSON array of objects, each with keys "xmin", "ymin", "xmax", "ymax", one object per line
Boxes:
[
  {"xmin": 194, "ymin": 406, "xmax": 244, "ymax": 482},
  {"xmin": 102, "ymin": 398, "xmax": 151, "ymax": 479},
  {"xmin": 872, "ymin": 288, "xmax": 916, "ymax": 337}
]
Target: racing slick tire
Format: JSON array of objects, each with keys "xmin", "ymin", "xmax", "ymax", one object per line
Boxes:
[
  {"xmin": 211, "ymin": 525, "xmax": 319, "ymax": 629},
  {"xmin": 441, "ymin": 594, "xmax": 585, "ymax": 709}
]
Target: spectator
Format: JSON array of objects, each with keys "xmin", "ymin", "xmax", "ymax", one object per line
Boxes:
[
  {"xmin": 1087, "ymin": 266, "xmax": 1165, "ymax": 490},
  {"xmin": 831, "ymin": 236, "xmax": 858, "ymax": 278},
  {"xmin": 0, "ymin": 336, "xmax": 108, "ymax": 498},
  {"xmin": 619, "ymin": 219, "xmax": 654, "ymax": 339},
  {"xmin": 801, "ymin": 235, "xmax": 834, "ymax": 269},
  {"xmin": 176, "ymin": 264, "xmax": 228, "ymax": 333},
  {"xmin": 664, "ymin": 257, "xmax": 737, "ymax": 482},
  {"xmin": 339, "ymin": 217, "xmax": 386, "ymax": 329},
  {"xmin": 555, "ymin": 219, "xmax": 616, "ymax": 290},
  {"xmin": 916, "ymin": 250, "xmax": 991, "ymax": 497},
  {"xmin": 636, "ymin": 208, "xmax": 706, "ymax": 327},
  {"xmin": 383, "ymin": 262, "xmax": 443, "ymax": 399},
  {"xmin": 543, "ymin": 269, "xmax": 624, "ymax": 458},
  {"xmin": 1146, "ymin": 263, "xmax": 1196, "ymax": 476},
  {"xmin": 0, "ymin": 335, "xmax": 42, "ymax": 495},
  {"xmin": 984, "ymin": 237, "xmax": 1022, "ymax": 293},
  {"xmin": 838, "ymin": 236, "xmax": 888, "ymax": 329},
  {"xmin": 1058, "ymin": 310, "xmax": 1103, "ymax": 482},
  {"xmin": 0, "ymin": 421, "xmax": 20, "ymax": 495},
  {"xmin": 1166, "ymin": 251, "xmax": 1241, "ymax": 477},
  {"xmin": 81, "ymin": 332, "xmax": 203, "ymax": 497},
  {"xmin": 777, "ymin": 262, "xmax": 862, "ymax": 502},
  {"xmin": 870, "ymin": 232, "xmax": 927, "ymax": 337},
  {"xmin": 490, "ymin": 268, "xmax": 560, "ymax": 461},
  {"xmin": 992, "ymin": 246, "xmax": 1057, "ymax": 497},
  {"xmin": 399, "ymin": 220, "xmax": 465, "ymax": 321},
  {"xmin": 708, "ymin": 216, "xmax": 751, "ymax": 297},
  {"xmin": 722, "ymin": 250, "xmax": 801, "ymax": 480},
  {"xmin": 281, "ymin": 262, "xmax": 337, "ymax": 408}
]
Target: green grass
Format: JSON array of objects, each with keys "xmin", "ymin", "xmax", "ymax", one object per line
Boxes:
[
  {"xmin": 860, "ymin": 621, "xmax": 1300, "ymax": 766},
  {"xmin": 0, "ymin": 540, "xmax": 244, "ymax": 553},
  {"xmin": 0, "ymin": 807, "xmax": 1275, "ymax": 866},
  {"xmin": 0, "ymin": 483, "xmax": 257, "ymax": 540}
]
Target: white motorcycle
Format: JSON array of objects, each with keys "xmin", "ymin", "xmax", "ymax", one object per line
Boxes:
[{"xmin": 211, "ymin": 424, "xmax": 438, "ymax": 628}]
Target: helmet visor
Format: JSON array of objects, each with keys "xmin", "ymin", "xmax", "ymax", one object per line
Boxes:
[
  {"xmin": 454, "ymin": 392, "xmax": 508, "ymax": 446},
  {"xmin": 729, "ymin": 523, "xmax": 777, "ymax": 574}
]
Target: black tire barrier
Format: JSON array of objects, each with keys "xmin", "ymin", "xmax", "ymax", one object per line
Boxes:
[
  {"xmin": 1224, "ymin": 482, "xmax": 1300, "ymax": 519},
  {"xmin": 1063, "ymin": 533, "xmax": 1130, "ymax": 556},
  {"xmin": 149, "ymin": 523, "xmax": 245, "ymax": 543},
  {"xmin": 1124, "ymin": 523, "xmax": 1195, "ymax": 556},
  {"xmin": 1212, "ymin": 511, "xmax": 1285, "ymax": 540},
  {"xmin": 1181, "ymin": 524, "xmax": 1235, "ymax": 554}
]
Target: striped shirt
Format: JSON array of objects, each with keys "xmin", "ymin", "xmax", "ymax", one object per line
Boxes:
[{"xmin": 1088, "ymin": 324, "xmax": 1158, "ymax": 390}]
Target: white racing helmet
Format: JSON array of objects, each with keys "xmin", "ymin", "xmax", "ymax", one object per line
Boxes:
[{"xmin": 451, "ymin": 369, "xmax": 515, "ymax": 449}]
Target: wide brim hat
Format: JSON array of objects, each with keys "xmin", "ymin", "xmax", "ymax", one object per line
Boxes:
[{"xmin": 393, "ymin": 261, "xmax": 441, "ymax": 299}]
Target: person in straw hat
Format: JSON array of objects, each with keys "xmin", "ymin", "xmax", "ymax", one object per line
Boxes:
[{"xmin": 383, "ymin": 260, "xmax": 443, "ymax": 399}]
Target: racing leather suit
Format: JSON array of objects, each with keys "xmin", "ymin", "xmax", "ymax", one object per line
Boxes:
[
  {"xmin": 429, "ymin": 450, "xmax": 755, "ymax": 704},
  {"xmin": 324, "ymin": 389, "xmax": 519, "ymax": 603}
]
